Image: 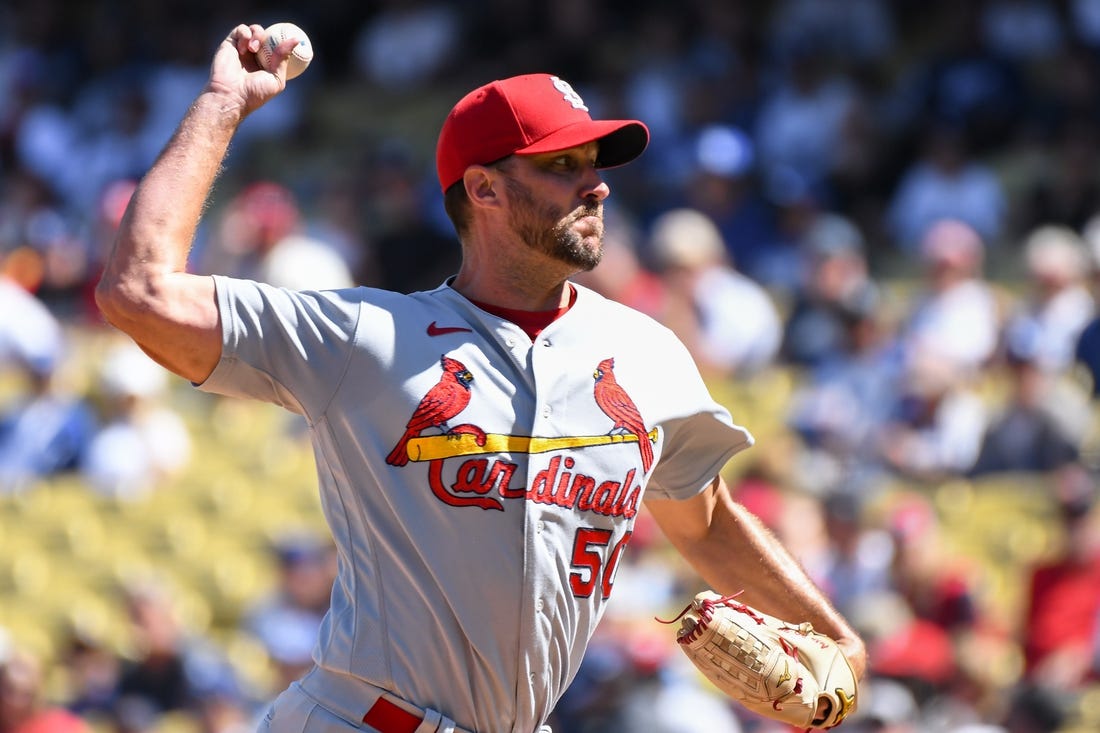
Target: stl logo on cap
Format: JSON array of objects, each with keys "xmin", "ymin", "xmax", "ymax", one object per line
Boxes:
[{"xmin": 551, "ymin": 76, "xmax": 588, "ymax": 111}]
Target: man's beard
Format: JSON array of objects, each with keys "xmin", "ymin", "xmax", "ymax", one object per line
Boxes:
[{"xmin": 503, "ymin": 176, "xmax": 604, "ymax": 271}]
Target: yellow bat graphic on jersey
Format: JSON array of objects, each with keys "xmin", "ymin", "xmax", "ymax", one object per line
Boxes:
[{"xmin": 405, "ymin": 428, "xmax": 658, "ymax": 462}]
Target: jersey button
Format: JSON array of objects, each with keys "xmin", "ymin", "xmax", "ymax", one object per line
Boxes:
[
  {"xmin": 536, "ymin": 599, "xmax": 544, "ymax": 612},
  {"xmin": 541, "ymin": 339, "xmax": 552, "ymax": 347},
  {"xmin": 506, "ymin": 336, "xmax": 517, "ymax": 347},
  {"xmin": 541, "ymin": 406, "xmax": 552, "ymax": 417}
]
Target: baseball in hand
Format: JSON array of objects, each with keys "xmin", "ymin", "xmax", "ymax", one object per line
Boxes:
[{"xmin": 258, "ymin": 22, "xmax": 313, "ymax": 79}]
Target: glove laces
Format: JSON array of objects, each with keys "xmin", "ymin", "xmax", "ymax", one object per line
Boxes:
[{"xmin": 655, "ymin": 591, "xmax": 767, "ymax": 643}]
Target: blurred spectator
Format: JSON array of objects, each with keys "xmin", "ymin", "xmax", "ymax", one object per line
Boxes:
[
  {"xmin": 352, "ymin": 0, "xmax": 462, "ymax": 91},
  {"xmin": 610, "ymin": 651, "xmax": 744, "ymax": 733},
  {"xmin": 875, "ymin": 346, "xmax": 989, "ymax": 482},
  {"xmin": 114, "ymin": 579, "xmax": 198, "ymax": 713},
  {"xmin": 1020, "ymin": 466, "xmax": 1100, "ymax": 689},
  {"xmin": 915, "ymin": 6, "xmax": 1025, "ymax": 150},
  {"xmin": 549, "ymin": 625, "xmax": 742, "ymax": 733},
  {"xmin": 752, "ymin": 36, "xmax": 865, "ymax": 206},
  {"xmin": 969, "ymin": 337, "xmax": 1088, "ymax": 477},
  {"xmin": 886, "ymin": 123, "xmax": 1008, "ymax": 254},
  {"xmin": 1015, "ymin": 118, "xmax": 1100, "ymax": 237},
  {"xmin": 242, "ymin": 533, "xmax": 335, "ymax": 692},
  {"xmin": 355, "ymin": 143, "xmax": 459, "ymax": 293},
  {"xmin": 996, "ymin": 682, "xmax": 1070, "ymax": 733},
  {"xmin": 850, "ymin": 590, "xmax": 958, "ymax": 708},
  {"xmin": 80, "ymin": 340, "xmax": 191, "ymax": 500},
  {"xmin": 112, "ymin": 578, "xmax": 241, "ymax": 720},
  {"xmin": 10, "ymin": 212, "xmax": 85, "ymax": 323},
  {"xmin": 64, "ymin": 179, "xmax": 137, "ymax": 324},
  {"xmin": 812, "ymin": 492, "xmax": 894, "ymax": 621},
  {"xmin": 0, "ymin": 263, "xmax": 62, "ymax": 376},
  {"xmin": 1072, "ymin": 211, "xmax": 1100, "ymax": 395},
  {"xmin": 1001, "ymin": 224, "xmax": 1094, "ymax": 375},
  {"xmin": 198, "ymin": 182, "xmax": 354, "ymax": 291},
  {"xmin": 646, "ymin": 207, "xmax": 782, "ymax": 381},
  {"xmin": 57, "ymin": 627, "xmax": 120, "ymax": 721},
  {"xmin": 900, "ymin": 219, "xmax": 1001, "ymax": 373},
  {"xmin": 1072, "ymin": 0, "xmax": 1100, "ymax": 49},
  {"xmin": 841, "ymin": 677, "xmax": 921, "ymax": 732},
  {"xmin": 0, "ymin": 271, "xmax": 97, "ymax": 491},
  {"xmin": 783, "ymin": 266, "xmax": 903, "ymax": 494},
  {"xmin": 979, "ymin": 0, "xmax": 1066, "ymax": 63},
  {"xmin": 887, "ymin": 494, "xmax": 980, "ymax": 634},
  {"xmin": 781, "ymin": 212, "xmax": 878, "ymax": 368},
  {"xmin": 1074, "ymin": 317, "xmax": 1100, "ymax": 397},
  {"xmin": 0, "ymin": 644, "xmax": 90, "ymax": 733},
  {"xmin": 671, "ymin": 124, "xmax": 781, "ymax": 284},
  {"xmin": 619, "ymin": 7, "xmax": 699, "ymax": 180},
  {"xmin": 766, "ymin": 0, "xmax": 896, "ymax": 65}
]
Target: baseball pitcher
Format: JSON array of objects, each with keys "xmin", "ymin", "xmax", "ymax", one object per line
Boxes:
[{"xmin": 96, "ymin": 22, "xmax": 866, "ymax": 733}]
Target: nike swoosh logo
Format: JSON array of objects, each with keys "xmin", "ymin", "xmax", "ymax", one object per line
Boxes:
[{"xmin": 427, "ymin": 321, "xmax": 473, "ymax": 337}]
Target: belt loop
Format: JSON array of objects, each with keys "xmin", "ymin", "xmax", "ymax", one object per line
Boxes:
[
  {"xmin": 413, "ymin": 708, "xmax": 441, "ymax": 733},
  {"xmin": 434, "ymin": 712, "xmax": 460, "ymax": 733}
]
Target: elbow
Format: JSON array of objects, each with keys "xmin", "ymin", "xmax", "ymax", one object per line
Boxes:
[
  {"xmin": 94, "ymin": 269, "xmax": 152, "ymax": 334},
  {"xmin": 94, "ymin": 272, "xmax": 126, "ymax": 328}
]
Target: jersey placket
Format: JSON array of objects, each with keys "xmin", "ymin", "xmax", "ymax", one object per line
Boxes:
[{"xmin": 514, "ymin": 329, "xmax": 571, "ymax": 730}]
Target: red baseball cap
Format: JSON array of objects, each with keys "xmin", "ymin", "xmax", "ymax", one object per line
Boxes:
[{"xmin": 436, "ymin": 73, "xmax": 649, "ymax": 192}]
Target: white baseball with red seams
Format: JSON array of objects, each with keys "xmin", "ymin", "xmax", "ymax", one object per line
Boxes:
[
  {"xmin": 257, "ymin": 22, "xmax": 313, "ymax": 79},
  {"xmin": 199, "ymin": 276, "xmax": 753, "ymax": 732}
]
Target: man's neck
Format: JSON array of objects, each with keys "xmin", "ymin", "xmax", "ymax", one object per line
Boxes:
[
  {"xmin": 468, "ymin": 286, "xmax": 577, "ymax": 339},
  {"xmin": 451, "ymin": 263, "xmax": 575, "ymax": 312}
]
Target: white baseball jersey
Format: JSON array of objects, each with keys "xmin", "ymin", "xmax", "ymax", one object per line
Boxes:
[{"xmin": 199, "ymin": 276, "xmax": 753, "ymax": 733}]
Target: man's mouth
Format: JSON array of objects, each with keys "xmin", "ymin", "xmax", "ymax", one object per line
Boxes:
[{"xmin": 574, "ymin": 215, "xmax": 603, "ymax": 236}]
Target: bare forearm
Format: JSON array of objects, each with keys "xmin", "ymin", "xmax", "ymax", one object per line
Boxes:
[
  {"xmin": 649, "ymin": 481, "xmax": 867, "ymax": 678},
  {"xmin": 98, "ymin": 23, "xmax": 279, "ymax": 312},
  {"xmin": 106, "ymin": 92, "xmax": 240, "ymax": 282},
  {"xmin": 92, "ymin": 92, "xmax": 241, "ymax": 381},
  {"xmin": 708, "ymin": 499, "xmax": 847, "ymax": 629},
  {"xmin": 715, "ymin": 502, "xmax": 868, "ymax": 679}
]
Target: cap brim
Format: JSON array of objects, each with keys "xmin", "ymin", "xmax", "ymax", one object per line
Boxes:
[{"xmin": 514, "ymin": 120, "xmax": 649, "ymax": 170}]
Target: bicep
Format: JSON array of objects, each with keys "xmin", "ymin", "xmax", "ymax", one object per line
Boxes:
[
  {"xmin": 645, "ymin": 476, "xmax": 722, "ymax": 548},
  {"xmin": 97, "ymin": 271, "xmax": 223, "ymax": 384}
]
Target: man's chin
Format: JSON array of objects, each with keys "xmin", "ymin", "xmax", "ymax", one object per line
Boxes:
[{"xmin": 561, "ymin": 243, "xmax": 602, "ymax": 272}]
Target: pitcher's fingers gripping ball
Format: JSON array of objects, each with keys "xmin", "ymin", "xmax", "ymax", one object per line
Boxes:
[
  {"xmin": 660, "ymin": 591, "xmax": 858, "ymax": 730},
  {"xmin": 257, "ymin": 22, "xmax": 313, "ymax": 79}
]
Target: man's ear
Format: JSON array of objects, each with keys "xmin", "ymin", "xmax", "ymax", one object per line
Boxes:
[{"xmin": 464, "ymin": 166, "xmax": 500, "ymax": 209}]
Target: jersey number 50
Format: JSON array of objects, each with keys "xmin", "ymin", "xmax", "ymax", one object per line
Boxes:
[{"xmin": 569, "ymin": 527, "xmax": 633, "ymax": 599}]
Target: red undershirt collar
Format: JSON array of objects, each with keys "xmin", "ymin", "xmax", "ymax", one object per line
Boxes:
[{"xmin": 470, "ymin": 285, "xmax": 578, "ymax": 340}]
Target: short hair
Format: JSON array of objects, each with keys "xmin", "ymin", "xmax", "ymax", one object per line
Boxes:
[
  {"xmin": 441, "ymin": 157, "xmax": 514, "ymax": 238},
  {"xmin": 442, "ymin": 181, "xmax": 472, "ymax": 238}
]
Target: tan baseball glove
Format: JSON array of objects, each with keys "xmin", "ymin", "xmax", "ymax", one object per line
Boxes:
[{"xmin": 660, "ymin": 591, "xmax": 858, "ymax": 729}]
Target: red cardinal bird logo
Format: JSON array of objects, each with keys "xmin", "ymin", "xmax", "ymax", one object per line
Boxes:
[
  {"xmin": 593, "ymin": 357, "xmax": 654, "ymax": 473},
  {"xmin": 386, "ymin": 355, "xmax": 475, "ymax": 466}
]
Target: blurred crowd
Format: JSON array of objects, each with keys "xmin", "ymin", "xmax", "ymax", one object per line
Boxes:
[{"xmin": 4, "ymin": 1, "xmax": 1100, "ymax": 732}]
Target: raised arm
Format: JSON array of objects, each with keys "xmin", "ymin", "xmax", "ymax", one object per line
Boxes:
[
  {"xmin": 645, "ymin": 476, "xmax": 867, "ymax": 680},
  {"xmin": 95, "ymin": 23, "xmax": 302, "ymax": 383}
]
